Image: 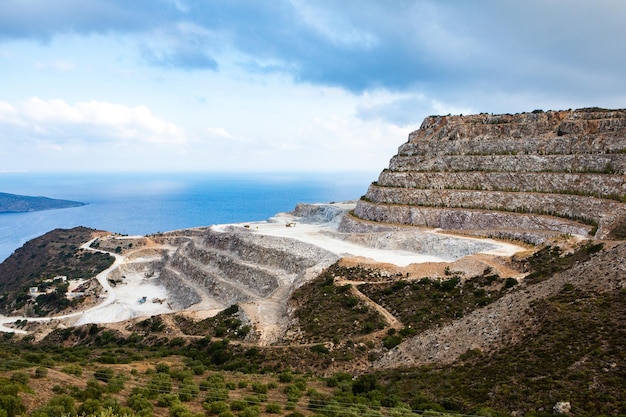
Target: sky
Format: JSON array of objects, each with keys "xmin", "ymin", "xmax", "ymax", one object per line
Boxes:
[{"xmin": 0, "ymin": 0, "xmax": 625, "ymax": 173}]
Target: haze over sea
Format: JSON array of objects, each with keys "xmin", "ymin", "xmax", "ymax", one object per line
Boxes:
[{"xmin": 0, "ymin": 172, "xmax": 375, "ymax": 262}]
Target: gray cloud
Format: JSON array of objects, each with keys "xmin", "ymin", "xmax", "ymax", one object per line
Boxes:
[{"xmin": 0, "ymin": 0, "xmax": 624, "ymax": 112}]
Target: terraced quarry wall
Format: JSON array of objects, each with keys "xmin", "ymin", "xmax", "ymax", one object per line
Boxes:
[
  {"xmin": 159, "ymin": 228, "xmax": 339, "ymax": 310},
  {"xmin": 345, "ymin": 108, "xmax": 626, "ymax": 242}
]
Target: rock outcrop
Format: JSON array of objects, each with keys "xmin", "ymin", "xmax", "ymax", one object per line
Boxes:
[{"xmin": 343, "ymin": 108, "xmax": 626, "ymax": 242}]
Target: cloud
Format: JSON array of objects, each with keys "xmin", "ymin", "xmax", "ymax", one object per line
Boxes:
[
  {"xmin": 206, "ymin": 127, "xmax": 232, "ymax": 139},
  {"xmin": 142, "ymin": 47, "xmax": 218, "ymax": 71},
  {"xmin": 0, "ymin": 101, "xmax": 21, "ymax": 124},
  {"xmin": 0, "ymin": 97, "xmax": 187, "ymax": 144},
  {"xmin": 0, "ymin": 1, "xmax": 624, "ymax": 108},
  {"xmin": 34, "ymin": 59, "xmax": 75, "ymax": 71},
  {"xmin": 0, "ymin": 0, "xmax": 169, "ymax": 40},
  {"xmin": 140, "ymin": 22, "xmax": 219, "ymax": 71}
]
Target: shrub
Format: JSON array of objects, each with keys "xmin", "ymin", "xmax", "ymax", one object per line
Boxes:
[
  {"xmin": 34, "ymin": 367, "xmax": 48, "ymax": 378},
  {"xmin": 310, "ymin": 344, "xmax": 329, "ymax": 354},
  {"xmin": 229, "ymin": 399, "xmax": 248, "ymax": 411},
  {"xmin": 203, "ymin": 400, "xmax": 229, "ymax": 415},
  {"xmin": 77, "ymin": 398, "xmax": 102, "ymax": 416},
  {"xmin": 156, "ymin": 393, "xmax": 180, "ymax": 407},
  {"xmin": 503, "ymin": 278, "xmax": 518, "ymax": 289},
  {"xmin": 127, "ymin": 394, "xmax": 153, "ymax": 416},
  {"xmin": 80, "ymin": 378, "xmax": 105, "ymax": 400},
  {"xmin": 283, "ymin": 384, "xmax": 303, "ymax": 402},
  {"xmin": 169, "ymin": 402, "xmax": 193, "ymax": 417},
  {"xmin": 155, "ymin": 363, "xmax": 171, "ymax": 374},
  {"xmin": 239, "ymin": 406, "xmax": 260, "ymax": 417},
  {"xmin": 107, "ymin": 373, "xmax": 126, "ymax": 394},
  {"xmin": 265, "ymin": 403, "xmax": 282, "ymax": 414},
  {"xmin": 48, "ymin": 394, "xmax": 76, "ymax": 415},
  {"xmin": 0, "ymin": 394, "xmax": 25, "ymax": 417},
  {"xmin": 278, "ymin": 371, "xmax": 294, "ymax": 383},
  {"xmin": 383, "ymin": 334, "xmax": 403, "ymax": 349},
  {"xmin": 60, "ymin": 365, "xmax": 83, "ymax": 377},
  {"xmin": 203, "ymin": 388, "xmax": 229, "ymax": 404},
  {"xmin": 9, "ymin": 372, "xmax": 28, "ymax": 385},
  {"xmin": 251, "ymin": 382, "xmax": 268, "ymax": 394},
  {"xmin": 147, "ymin": 373, "xmax": 172, "ymax": 399},
  {"xmin": 177, "ymin": 379, "xmax": 199, "ymax": 402},
  {"xmin": 94, "ymin": 368, "xmax": 114, "ymax": 383}
]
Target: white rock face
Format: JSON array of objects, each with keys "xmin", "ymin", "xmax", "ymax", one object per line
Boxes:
[
  {"xmin": 350, "ymin": 108, "xmax": 626, "ymax": 242},
  {"xmin": 553, "ymin": 401, "xmax": 571, "ymax": 414}
]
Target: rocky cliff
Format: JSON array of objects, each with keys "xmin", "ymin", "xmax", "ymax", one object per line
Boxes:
[{"xmin": 343, "ymin": 108, "xmax": 626, "ymax": 242}]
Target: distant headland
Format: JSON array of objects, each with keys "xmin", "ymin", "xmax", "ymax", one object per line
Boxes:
[{"xmin": 0, "ymin": 192, "xmax": 86, "ymax": 213}]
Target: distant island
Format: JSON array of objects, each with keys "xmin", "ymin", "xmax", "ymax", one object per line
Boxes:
[{"xmin": 0, "ymin": 192, "xmax": 86, "ymax": 213}]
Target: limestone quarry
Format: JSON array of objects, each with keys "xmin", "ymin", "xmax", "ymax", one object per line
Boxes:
[
  {"xmin": 1, "ymin": 107, "xmax": 625, "ymax": 370},
  {"xmin": 350, "ymin": 108, "xmax": 626, "ymax": 242}
]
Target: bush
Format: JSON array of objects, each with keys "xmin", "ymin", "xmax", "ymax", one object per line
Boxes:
[
  {"xmin": 383, "ymin": 334, "xmax": 402, "ymax": 349},
  {"xmin": 169, "ymin": 402, "xmax": 194, "ymax": 417},
  {"xmin": 155, "ymin": 363, "xmax": 171, "ymax": 374},
  {"xmin": 278, "ymin": 371, "xmax": 294, "ymax": 383},
  {"xmin": 265, "ymin": 403, "xmax": 282, "ymax": 414},
  {"xmin": 310, "ymin": 344, "xmax": 329, "ymax": 354},
  {"xmin": 81, "ymin": 378, "xmax": 105, "ymax": 400},
  {"xmin": 251, "ymin": 382, "xmax": 268, "ymax": 394},
  {"xmin": 77, "ymin": 398, "xmax": 102, "ymax": 416},
  {"xmin": 34, "ymin": 367, "xmax": 48, "ymax": 378},
  {"xmin": 60, "ymin": 365, "xmax": 83, "ymax": 377},
  {"xmin": 177, "ymin": 379, "xmax": 199, "ymax": 402},
  {"xmin": 9, "ymin": 372, "xmax": 28, "ymax": 385},
  {"xmin": 203, "ymin": 400, "xmax": 229, "ymax": 415},
  {"xmin": 503, "ymin": 278, "xmax": 518, "ymax": 289},
  {"xmin": 94, "ymin": 368, "xmax": 114, "ymax": 383},
  {"xmin": 127, "ymin": 394, "xmax": 153, "ymax": 417},
  {"xmin": 156, "ymin": 394, "xmax": 180, "ymax": 407},
  {"xmin": 47, "ymin": 394, "xmax": 76, "ymax": 415},
  {"xmin": 239, "ymin": 406, "xmax": 260, "ymax": 417},
  {"xmin": 352, "ymin": 374, "xmax": 380, "ymax": 394},
  {"xmin": 229, "ymin": 399, "xmax": 248, "ymax": 411},
  {"xmin": 0, "ymin": 394, "xmax": 25, "ymax": 417},
  {"xmin": 107, "ymin": 373, "xmax": 126, "ymax": 394},
  {"xmin": 147, "ymin": 373, "xmax": 172, "ymax": 399}
]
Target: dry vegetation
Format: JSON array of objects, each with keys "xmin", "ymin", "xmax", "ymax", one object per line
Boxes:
[{"xmin": 0, "ymin": 229, "xmax": 625, "ymax": 417}]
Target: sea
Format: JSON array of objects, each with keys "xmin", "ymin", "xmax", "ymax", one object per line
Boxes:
[{"xmin": 0, "ymin": 171, "xmax": 376, "ymax": 262}]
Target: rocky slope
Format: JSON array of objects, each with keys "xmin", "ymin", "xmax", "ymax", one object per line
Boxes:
[{"xmin": 344, "ymin": 108, "xmax": 626, "ymax": 243}]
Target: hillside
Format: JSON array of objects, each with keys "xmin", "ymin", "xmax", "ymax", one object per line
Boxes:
[
  {"xmin": 0, "ymin": 227, "xmax": 114, "ymax": 315},
  {"xmin": 0, "ymin": 192, "xmax": 86, "ymax": 213}
]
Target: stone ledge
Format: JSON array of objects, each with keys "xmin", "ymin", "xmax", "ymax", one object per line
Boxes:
[
  {"xmin": 353, "ymin": 200, "xmax": 593, "ymax": 239},
  {"xmin": 377, "ymin": 171, "xmax": 626, "ymax": 199}
]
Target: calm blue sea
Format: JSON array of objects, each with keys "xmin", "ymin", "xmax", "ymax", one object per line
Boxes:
[{"xmin": 0, "ymin": 172, "xmax": 375, "ymax": 262}]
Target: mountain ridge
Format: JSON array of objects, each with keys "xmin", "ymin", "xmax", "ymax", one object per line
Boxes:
[{"xmin": 0, "ymin": 191, "xmax": 86, "ymax": 213}]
